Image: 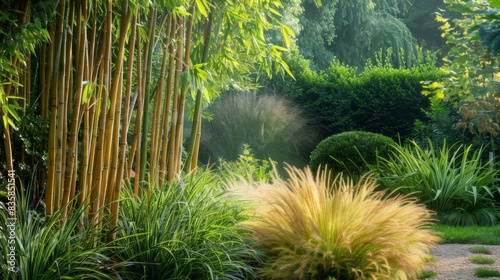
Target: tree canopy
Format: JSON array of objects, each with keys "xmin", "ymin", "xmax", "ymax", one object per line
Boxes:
[{"xmin": 296, "ymin": 0, "xmax": 417, "ymax": 70}]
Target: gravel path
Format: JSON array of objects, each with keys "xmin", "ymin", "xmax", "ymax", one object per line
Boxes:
[{"xmin": 424, "ymin": 244, "xmax": 500, "ymax": 280}]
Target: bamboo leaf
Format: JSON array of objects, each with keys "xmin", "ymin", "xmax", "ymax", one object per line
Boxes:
[
  {"xmin": 488, "ymin": 0, "xmax": 500, "ymax": 8},
  {"xmin": 82, "ymin": 81, "xmax": 94, "ymax": 104},
  {"xmin": 281, "ymin": 25, "xmax": 294, "ymax": 48},
  {"xmin": 195, "ymin": 0, "xmax": 209, "ymax": 17}
]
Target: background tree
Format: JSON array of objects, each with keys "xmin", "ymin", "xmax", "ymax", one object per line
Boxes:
[
  {"xmin": 433, "ymin": 0, "xmax": 500, "ymax": 150},
  {"xmin": 297, "ymin": 0, "xmax": 416, "ymax": 70},
  {"xmin": 0, "ymin": 0, "xmax": 50, "ymax": 176},
  {"xmin": 403, "ymin": 0, "xmax": 453, "ymax": 61}
]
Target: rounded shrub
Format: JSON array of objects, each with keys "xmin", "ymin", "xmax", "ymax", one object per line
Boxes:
[{"xmin": 310, "ymin": 131, "xmax": 394, "ymax": 177}]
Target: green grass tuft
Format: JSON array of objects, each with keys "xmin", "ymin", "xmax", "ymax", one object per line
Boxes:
[
  {"xmin": 475, "ymin": 268, "xmax": 500, "ymax": 277},
  {"xmin": 470, "ymin": 256, "xmax": 495, "ymax": 265},
  {"xmin": 418, "ymin": 269, "xmax": 437, "ymax": 279},
  {"xmin": 470, "ymin": 246, "xmax": 492, "ymax": 255},
  {"xmin": 423, "ymin": 255, "xmax": 436, "ymax": 263}
]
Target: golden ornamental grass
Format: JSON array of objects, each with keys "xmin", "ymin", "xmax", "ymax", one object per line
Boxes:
[{"xmin": 237, "ymin": 166, "xmax": 440, "ymax": 280}]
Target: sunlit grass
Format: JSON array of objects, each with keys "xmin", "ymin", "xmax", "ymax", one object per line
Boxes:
[
  {"xmin": 423, "ymin": 255, "xmax": 436, "ymax": 263},
  {"xmin": 434, "ymin": 225, "xmax": 500, "ymax": 245},
  {"xmin": 235, "ymin": 166, "xmax": 440, "ymax": 279},
  {"xmin": 469, "ymin": 246, "xmax": 492, "ymax": 255},
  {"xmin": 470, "ymin": 256, "xmax": 495, "ymax": 265}
]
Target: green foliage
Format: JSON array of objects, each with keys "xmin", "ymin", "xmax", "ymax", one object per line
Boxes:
[
  {"xmin": 297, "ymin": 0, "xmax": 417, "ymax": 70},
  {"xmin": 0, "ymin": 197, "xmax": 115, "ymax": 280},
  {"xmin": 436, "ymin": 225, "xmax": 500, "ymax": 245},
  {"xmin": 114, "ymin": 171, "xmax": 259, "ymax": 279},
  {"xmin": 375, "ymin": 140, "xmax": 500, "ymax": 226},
  {"xmin": 444, "ymin": 0, "xmax": 500, "ymax": 55},
  {"xmin": 470, "ymin": 256, "xmax": 495, "ymax": 264},
  {"xmin": 200, "ymin": 91, "xmax": 319, "ymax": 167},
  {"xmin": 351, "ymin": 65, "xmax": 444, "ymax": 139},
  {"xmin": 267, "ymin": 51, "xmax": 443, "ymax": 141},
  {"xmin": 0, "ymin": 1, "xmax": 51, "ymax": 129},
  {"xmin": 236, "ymin": 166, "xmax": 439, "ymax": 280},
  {"xmin": 215, "ymin": 144, "xmax": 276, "ymax": 182},
  {"xmin": 310, "ymin": 131, "xmax": 395, "ymax": 178},
  {"xmin": 432, "ymin": 1, "xmax": 500, "ymax": 145},
  {"xmin": 474, "ymin": 268, "xmax": 500, "ymax": 277},
  {"xmin": 470, "ymin": 246, "xmax": 493, "ymax": 255},
  {"xmin": 403, "ymin": 0, "xmax": 452, "ymax": 59},
  {"xmin": 418, "ymin": 269, "xmax": 437, "ymax": 279}
]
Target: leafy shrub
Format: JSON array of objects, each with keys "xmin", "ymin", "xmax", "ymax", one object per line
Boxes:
[
  {"xmin": 309, "ymin": 131, "xmax": 394, "ymax": 178},
  {"xmin": 235, "ymin": 166, "xmax": 439, "ymax": 280},
  {"xmin": 0, "ymin": 197, "xmax": 115, "ymax": 280},
  {"xmin": 215, "ymin": 144, "xmax": 276, "ymax": 183},
  {"xmin": 115, "ymin": 171, "xmax": 259, "ymax": 279},
  {"xmin": 375, "ymin": 139, "xmax": 500, "ymax": 226},
  {"xmin": 200, "ymin": 92, "xmax": 319, "ymax": 168}
]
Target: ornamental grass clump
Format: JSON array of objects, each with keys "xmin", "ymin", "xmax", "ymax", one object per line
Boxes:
[
  {"xmin": 115, "ymin": 171, "xmax": 260, "ymax": 279},
  {"xmin": 375, "ymin": 139, "xmax": 500, "ymax": 226},
  {"xmin": 0, "ymin": 196, "xmax": 116, "ymax": 280},
  {"xmin": 238, "ymin": 166, "xmax": 439, "ymax": 280}
]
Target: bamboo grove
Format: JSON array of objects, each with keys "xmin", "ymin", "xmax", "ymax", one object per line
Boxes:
[{"xmin": 0, "ymin": 0, "xmax": 295, "ymax": 240}]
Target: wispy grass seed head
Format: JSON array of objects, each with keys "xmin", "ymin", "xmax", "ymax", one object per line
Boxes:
[{"xmin": 238, "ymin": 166, "xmax": 440, "ymax": 280}]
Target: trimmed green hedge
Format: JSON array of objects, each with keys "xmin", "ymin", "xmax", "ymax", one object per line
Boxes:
[
  {"xmin": 263, "ymin": 51, "xmax": 445, "ymax": 141},
  {"xmin": 310, "ymin": 131, "xmax": 395, "ymax": 177}
]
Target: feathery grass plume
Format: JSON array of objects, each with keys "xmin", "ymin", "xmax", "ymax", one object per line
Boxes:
[
  {"xmin": 200, "ymin": 92, "xmax": 319, "ymax": 168},
  {"xmin": 238, "ymin": 166, "xmax": 440, "ymax": 280}
]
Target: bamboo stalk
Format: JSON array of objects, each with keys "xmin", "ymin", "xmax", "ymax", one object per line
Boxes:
[
  {"xmin": 61, "ymin": 0, "xmax": 80, "ymax": 217},
  {"xmin": 150, "ymin": 13, "xmax": 172, "ymax": 187},
  {"xmin": 167, "ymin": 15, "xmax": 182, "ymax": 181},
  {"xmin": 158, "ymin": 14, "xmax": 174, "ymax": 188},
  {"xmin": 173, "ymin": 10, "xmax": 194, "ymax": 176},
  {"xmin": 131, "ymin": 20, "xmax": 144, "ymax": 195},
  {"xmin": 90, "ymin": 0, "xmax": 112, "ymax": 223},
  {"xmin": 104, "ymin": 1, "xmax": 131, "ymax": 212},
  {"xmin": 139, "ymin": 6, "xmax": 156, "ymax": 189},
  {"xmin": 149, "ymin": 35, "xmax": 169, "ymax": 187},
  {"xmin": 46, "ymin": 0, "xmax": 67, "ymax": 215},
  {"xmin": 185, "ymin": 16, "xmax": 211, "ymax": 173},
  {"xmin": 98, "ymin": 0, "xmax": 114, "ymax": 211},
  {"xmin": 110, "ymin": 10, "xmax": 137, "ymax": 241}
]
